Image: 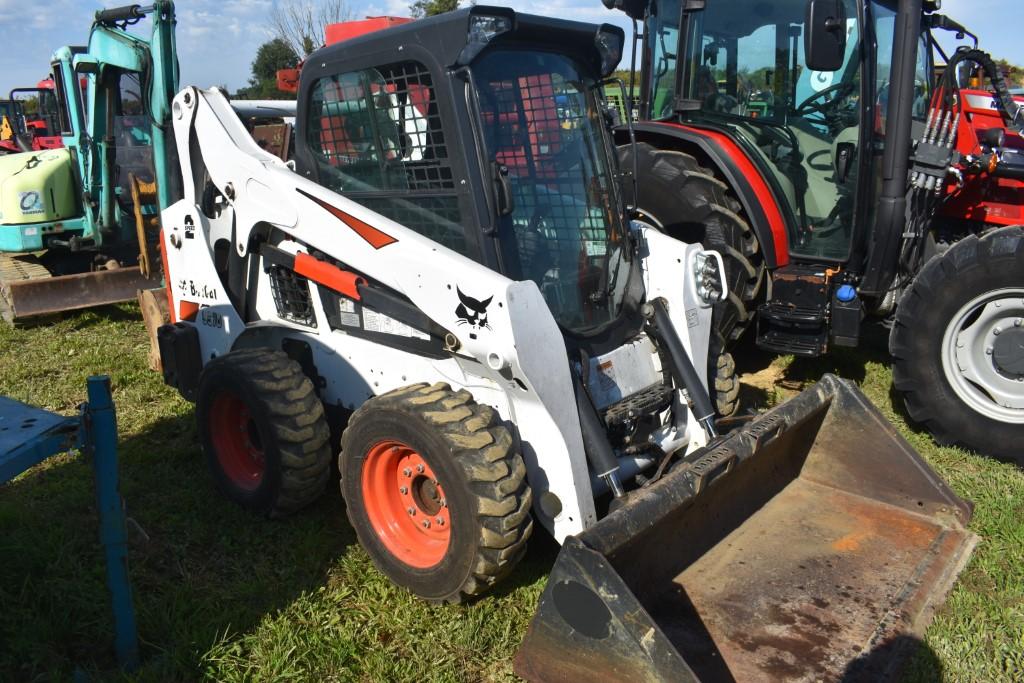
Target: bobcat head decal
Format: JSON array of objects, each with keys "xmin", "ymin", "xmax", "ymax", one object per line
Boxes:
[{"xmin": 455, "ymin": 288, "xmax": 493, "ymax": 331}]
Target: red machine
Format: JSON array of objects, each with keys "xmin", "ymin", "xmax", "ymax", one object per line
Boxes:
[
  {"xmin": 276, "ymin": 16, "xmax": 414, "ymax": 93},
  {"xmin": 1, "ymin": 79, "xmax": 64, "ymax": 153},
  {"xmin": 938, "ymin": 88, "xmax": 1024, "ymax": 227}
]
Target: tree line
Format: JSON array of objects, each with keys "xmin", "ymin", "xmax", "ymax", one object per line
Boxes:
[{"xmin": 236, "ymin": 0, "xmax": 460, "ymax": 99}]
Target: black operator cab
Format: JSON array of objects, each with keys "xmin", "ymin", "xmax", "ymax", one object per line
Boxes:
[{"xmin": 293, "ymin": 7, "xmax": 636, "ymax": 349}]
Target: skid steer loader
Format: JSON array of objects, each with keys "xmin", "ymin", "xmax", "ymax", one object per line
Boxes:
[{"xmin": 154, "ymin": 7, "xmax": 976, "ymax": 680}]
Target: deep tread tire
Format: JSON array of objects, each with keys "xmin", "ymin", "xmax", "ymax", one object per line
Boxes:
[
  {"xmin": 713, "ymin": 344, "xmax": 740, "ymax": 417},
  {"xmin": 891, "ymin": 226, "xmax": 1024, "ymax": 462},
  {"xmin": 196, "ymin": 348, "xmax": 332, "ymax": 516},
  {"xmin": 619, "ymin": 142, "xmax": 766, "ymax": 343},
  {"xmin": 340, "ymin": 382, "xmax": 533, "ymax": 603}
]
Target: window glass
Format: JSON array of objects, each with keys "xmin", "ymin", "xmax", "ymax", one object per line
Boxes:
[
  {"xmin": 306, "ymin": 61, "xmax": 468, "ymax": 255},
  {"xmin": 684, "ymin": 0, "xmax": 863, "ymax": 259},
  {"xmin": 647, "ymin": 0, "xmax": 681, "ymax": 119},
  {"xmin": 50, "ymin": 66, "xmax": 75, "ymax": 135},
  {"xmin": 472, "ymin": 49, "xmax": 632, "ymax": 334},
  {"xmin": 112, "ymin": 71, "xmax": 155, "ymax": 209}
]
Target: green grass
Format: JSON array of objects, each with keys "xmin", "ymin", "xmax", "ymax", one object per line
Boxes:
[{"xmin": 0, "ymin": 307, "xmax": 1021, "ymax": 681}]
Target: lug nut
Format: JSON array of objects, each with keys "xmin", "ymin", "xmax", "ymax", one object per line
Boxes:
[
  {"xmin": 994, "ymin": 327, "xmax": 1002, "ymax": 336},
  {"xmin": 421, "ymin": 519, "xmax": 431, "ymax": 528},
  {"xmin": 399, "ymin": 486, "xmax": 408, "ymax": 495},
  {"xmin": 416, "ymin": 464, "xmax": 425, "ymax": 474},
  {"xmin": 403, "ymin": 467, "xmax": 412, "ymax": 477},
  {"xmin": 1015, "ymin": 319, "xmax": 1022, "ymax": 327},
  {"xmin": 440, "ymin": 497, "xmax": 447, "ymax": 507},
  {"xmin": 435, "ymin": 517, "xmax": 444, "ymax": 526},
  {"xmin": 407, "ymin": 507, "xmax": 416, "ymax": 516}
]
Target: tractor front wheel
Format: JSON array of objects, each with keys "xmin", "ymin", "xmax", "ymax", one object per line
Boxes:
[
  {"xmin": 891, "ymin": 226, "xmax": 1024, "ymax": 463},
  {"xmin": 340, "ymin": 383, "xmax": 532, "ymax": 603},
  {"xmin": 196, "ymin": 348, "xmax": 332, "ymax": 516}
]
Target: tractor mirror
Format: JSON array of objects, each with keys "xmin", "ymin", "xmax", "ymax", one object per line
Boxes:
[{"xmin": 805, "ymin": 0, "xmax": 847, "ymax": 72}]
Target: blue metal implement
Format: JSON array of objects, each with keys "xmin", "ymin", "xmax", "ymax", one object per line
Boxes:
[
  {"xmin": 0, "ymin": 397, "xmax": 77, "ymax": 482},
  {"xmin": 0, "ymin": 376, "xmax": 139, "ymax": 671}
]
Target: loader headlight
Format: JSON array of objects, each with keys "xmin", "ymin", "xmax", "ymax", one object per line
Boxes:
[
  {"xmin": 457, "ymin": 12, "xmax": 513, "ymax": 64},
  {"xmin": 694, "ymin": 250, "xmax": 728, "ymax": 305},
  {"xmin": 595, "ymin": 26, "xmax": 624, "ymax": 78},
  {"xmin": 469, "ymin": 14, "xmax": 512, "ymax": 43}
]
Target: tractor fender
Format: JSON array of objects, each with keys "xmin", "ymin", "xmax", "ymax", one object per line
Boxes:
[{"xmin": 616, "ymin": 122, "xmax": 790, "ymax": 269}]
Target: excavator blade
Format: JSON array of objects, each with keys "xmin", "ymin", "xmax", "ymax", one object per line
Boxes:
[
  {"xmin": 515, "ymin": 374, "xmax": 977, "ymax": 682},
  {"xmin": 0, "ymin": 254, "xmax": 155, "ymax": 323}
]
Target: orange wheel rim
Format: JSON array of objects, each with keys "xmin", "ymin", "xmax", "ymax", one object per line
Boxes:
[
  {"xmin": 210, "ymin": 393, "xmax": 265, "ymax": 491},
  {"xmin": 361, "ymin": 439, "xmax": 451, "ymax": 568}
]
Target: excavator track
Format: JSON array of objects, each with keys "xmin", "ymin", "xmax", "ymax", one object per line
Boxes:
[{"xmin": 0, "ymin": 253, "xmax": 153, "ymax": 324}]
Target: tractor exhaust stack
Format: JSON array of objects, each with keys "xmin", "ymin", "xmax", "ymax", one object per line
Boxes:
[{"xmin": 516, "ymin": 375, "xmax": 977, "ymax": 682}]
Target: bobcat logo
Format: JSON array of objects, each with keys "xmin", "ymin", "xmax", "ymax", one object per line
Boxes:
[{"xmin": 455, "ymin": 288, "xmax": 492, "ymax": 331}]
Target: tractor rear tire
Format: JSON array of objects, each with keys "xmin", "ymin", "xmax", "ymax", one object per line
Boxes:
[
  {"xmin": 340, "ymin": 382, "xmax": 532, "ymax": 603},
  {"xmin": 891, "ymin": 226, "xmax": 1024, "ymax": 463},
  {"xmin": 196, "ymin": 348, "xmax": 332, "ymax": 516}
]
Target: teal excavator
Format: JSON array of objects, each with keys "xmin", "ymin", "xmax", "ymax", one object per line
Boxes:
[{"xmin": 0, "ymin": 2, "xmax": 177, "ymax": 323}]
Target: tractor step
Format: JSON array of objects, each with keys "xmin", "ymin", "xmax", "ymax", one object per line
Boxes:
[
  {"xmin": 0, "ymin": 253, "xmax": 155, "ymax": 323},
  {"xmin": 756, "ymin": 264, "xmax": 832, "ymax": 357}
]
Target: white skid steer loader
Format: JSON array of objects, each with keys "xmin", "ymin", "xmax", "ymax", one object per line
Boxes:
[{"xmin": 154, "ymin": 8, "xmax": 977, "ymax": 681}]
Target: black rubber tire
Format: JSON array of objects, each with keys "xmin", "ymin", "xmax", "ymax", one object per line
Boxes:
[
  {"xmin": 618, "ymin": 142, "xmax": 765, "ymax": 343},
  {"xmin": 712, "ymin": 345, "xmax": 740, "ymax": 417},
  {"xmin": 196, "ymin": 348, "xmax": 332, "ymax": 516},
  {"xmin": 340, "ymin": 382, "xmax": 533, "ymax": 603},
  {"xmin": 890, "ymin": 226, "xmax": 1024, "ymax": 463}
]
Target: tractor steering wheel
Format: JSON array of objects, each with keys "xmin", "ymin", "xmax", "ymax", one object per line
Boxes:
[{"xmin": 794, "ymin": 82, "xmax": 853, "ymax": 118}]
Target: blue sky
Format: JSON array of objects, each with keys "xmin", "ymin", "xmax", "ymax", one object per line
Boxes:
[{"xmin": 0, "ymin": 0, "xmax": 1020, "ymax": 94}]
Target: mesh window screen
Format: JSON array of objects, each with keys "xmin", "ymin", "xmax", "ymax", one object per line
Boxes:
[
  {"xmin": 307, "ymin": 62, "xmax": 468, "ymax": 255},
  {"xmin": 473, "ymin": 50, "xmax": 629, "ymax": 331},
  {"xmin": 269, "ymin": 265, "xmax": 317, "ymax": 328}
]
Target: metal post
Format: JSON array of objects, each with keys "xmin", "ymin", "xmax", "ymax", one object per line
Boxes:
[{"xmin": 85, "ymin": 375, "xmax": 139, "ymax": 671}]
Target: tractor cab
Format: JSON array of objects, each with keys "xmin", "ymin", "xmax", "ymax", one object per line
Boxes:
[
  {"xmin": 294, "ymin": 8, "xmax": 640, "ymax": 343},
  {"xmin": 641, "ymin": 0, "xmax": 932, "ymax": 261}
]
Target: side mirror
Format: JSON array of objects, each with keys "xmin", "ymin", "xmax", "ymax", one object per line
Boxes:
[{"xmin": 805, "ymin": 0, "xmax": 847, "ymax": 72}]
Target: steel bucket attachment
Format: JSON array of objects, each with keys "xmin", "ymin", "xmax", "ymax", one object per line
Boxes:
[
  {"xmin": 515, "ymin": 375, "xmax": 977, "ymax": 682},
  {"xmin": 0, "ymin": 258, "xmax": 154, "ymax": 323}
]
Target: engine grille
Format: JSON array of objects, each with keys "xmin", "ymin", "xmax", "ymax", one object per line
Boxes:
[{"xmin": 269, "ymin": 265, "xmax": 317, "ymax": 328}]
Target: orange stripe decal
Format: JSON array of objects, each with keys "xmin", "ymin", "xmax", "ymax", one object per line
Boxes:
[
  {"xmin": 179, "ymin": 301, "xmax": 200, "ymax": 321},
  {"xmin": 294, "ymin": 253, "xmax": 366, "ymax": 300},
  {"xmin": 158, "ymin": 228, "xmax": 178, "ymax": 323},
  {"xmin": 297, "ymin": 188, "xmax": 398, "ymax": 249}
]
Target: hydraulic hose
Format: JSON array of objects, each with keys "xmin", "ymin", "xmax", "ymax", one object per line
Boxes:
[{"xmin": 942, "ymin": 47, "xmax": 1022, "ymax": 133}]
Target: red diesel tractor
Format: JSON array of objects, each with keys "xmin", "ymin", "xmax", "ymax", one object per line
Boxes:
[{"xmin": 605, "ymin": 0, "xmax": 1023, "ymax": 460}]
